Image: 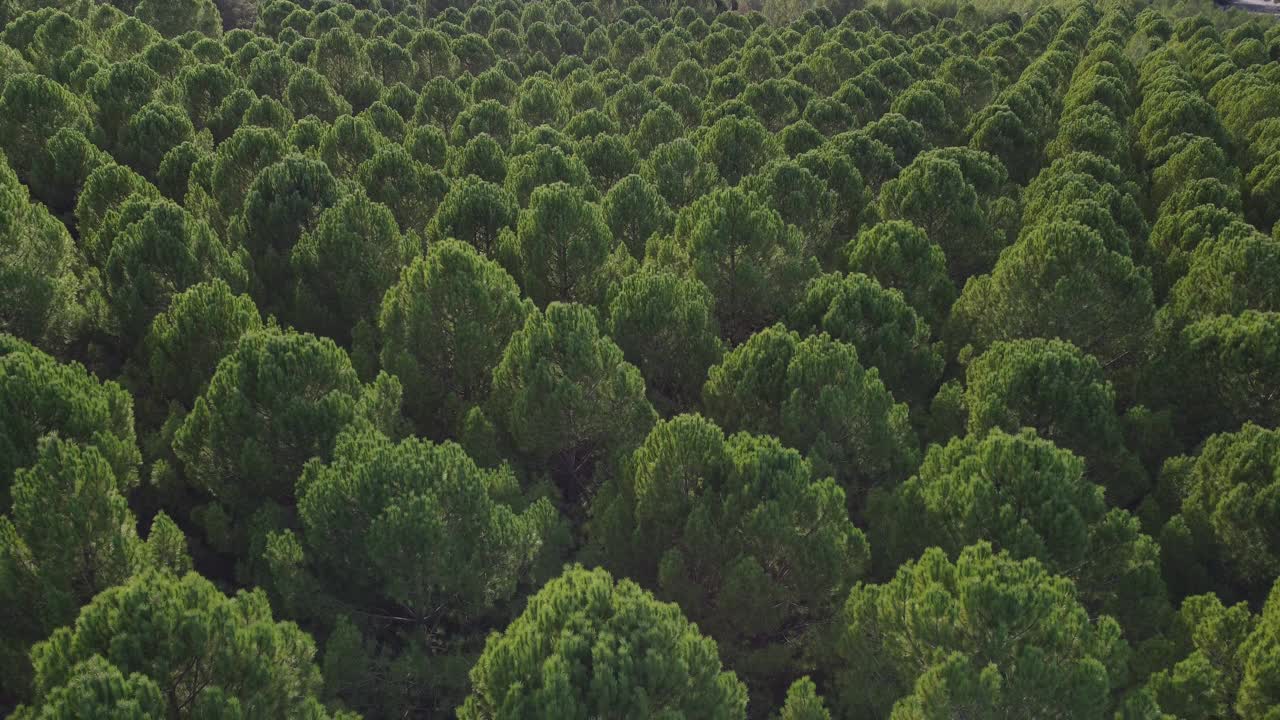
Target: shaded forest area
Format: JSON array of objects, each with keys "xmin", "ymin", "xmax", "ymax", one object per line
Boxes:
[{"xmin": 2, "ymin": 0, "xmax": 1280, "ymax": 717}]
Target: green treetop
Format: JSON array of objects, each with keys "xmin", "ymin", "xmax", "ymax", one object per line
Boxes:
[
  {"xmin": 961, "ymin": 338, "xmax": 1148, "ymax": 505},
  {"xmin": 870, "ymin": 428, "xmax": 1167, "ymax": 638},
  {"xmin": 703, "ymin": 325, "xmax": 918, "ymax": 504},
  {"xmin": 835, "ymin": 542, "xmax": 1128, "ymax": 719},
  {"xmin": 489, "ymin": 302, "xmax": 656, "ymax": 494},
  {"xmin": 0, "ymin": 335, "xmax": 139, "ymax": 506},
  {"xmin": 173, "ymin": 329, "xmax": 401, "ymax": 553},
  {"xmin": 1159, "ymin": 424, "xmax": 1280, "ymax": 602},
  {"xmin": 0, "ymin": 437, "xmax": 190, "ymax": 704},
  {"xmin": 379, "ymin": 240, "xmax": 533, "ymax": 439},
  {"xmin": 12, "ymin": 570, "xmax": 349, "ymax": 720},
  {"xmin": 590, "ymin": 413, "xmax": 868, "ymax": 700},
  {"xmin": 458, "ymin": 565, "xmax": 749, "ymax": 720}
]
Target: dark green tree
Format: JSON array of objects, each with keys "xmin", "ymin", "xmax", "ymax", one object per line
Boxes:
[
  {"xmin": 795, "ymin": 144, "xmax": 867, "ymax": 249},
  {"xmin": 99, "ymin": 200, "xmax": 249, "ymax": 347},
  {"xmin": 203, "ymin": 125, "xmax": 288, "ymax": 234},
  {"xmin": 245, "ymin": 50, "xmax": 293, "ymax": 98},
  {"xmin": 601, "ymin": 174, "xmax": 674, "ymax": 259},
  {"xmin": 631, "ymin": 103, "xmax": 684, "ymax": 158},
  {"xmin": 452, "ymin": 133, "xmax": 508, "ymax": 184},
  {"xmin": 172, "ymin": 330, "xmax": 400, "ymax": 553},
  {"xmin": 6, "ymin": 655, "xmax": 166, "ymax": 719},
  {"xmin": 0, "ymin": 74, "xmax": 91, "ymax": 179},
  {"xmin": 969, "ymin": 106, "xmax": 1037, "ymax": 184},
  {"xmin": 414, "ymin": 76, "xmax": 465, "ymax": 129},
  {"xmin": 311, "ymin": 27, "xmax": 370, "ymax": 103},
  {"xmin": 669, "ymin": 187, "xmax": 815, "ymax": 343},
  {"xmin": 267, "ymin": 425, "xmax": 563, "ymax": 716},
  {"xmin": 878, "ymin": 152, "xmax": 999, "ymax": 282},
  {"xmin": 1150, "ymin": 136, "xmax": 1239, "ymax": 210},
  {"xmin": 28, "ymin": 126, "xmax": 110, "ymax": 214},
  {"xmin": 642, "ymin": 137, "xmax": 721, "ymax": 209},
  {"xmin": 1046, "ymin": 103, "xmax": 1129, "ymax": 168},
  {"xmin": 88, "ymin": 60, "xmax": 161, "ymax": 154},
  {"xmin": 135, "ymin": 0, "xmax": 221, "ymax": 38},
  {"xmin": 835, "ymin": 543, "xmax": 1128, "ymax": 719},
  {"xmin": 941, "ymin": 55, "xmax": 997, "ymax": 114},
  {"xmin": 285, "ymin": 67, "xmax": 351, "ymax": 123},
  {"xmin": 290, "ymin": 193, "xmax": 416, "ymax": 345},
  {"xmin": 358, "ymin": 144, "xmax": 448, "ymax": 235},
  {"xmin": 864, "ymin": 113, "xmax": 928, "ymax": 168},
  {"xmin": 489, "ymin": 303, "xmax": 656, "ymax": 493},
  {"xmin": 452, "ymin": 100, "xmax": 517, "ymax": 150},
  {"xmin": 1163, "ymin": 221, "xmax": 1280, "ymax": 325},
  {"xmin": 1247, "ymin": 151, "xmax": 1280, "ymax": 231},
  {"xmin": 844, "ymin": 220, "xmax": 955, "ymax": 328},
  {"xmin": 963, "ymin": 338, "xmax": 1148, "ymax": 504},
  {"xmin": 1149, "ymin": 201, "xmax": 1242, "ymax": 300},
  {"xmin": 607, "ymin": 271, "xmax": 723, "ymax": 411},
  {"xmin": 703, "ymin": 326, "xmax": 918, "ymax": 502},
  {"xmin": 143, "ymin": 279, "xmax": 263, "ymax": 408},
  {"xmin": 408, "ymin": 31, "xmax": 457, "ymax": 83},
  {"xmin": 426, "ymin": 175, "xmax": 518, "ymax": 257},
  {"xmin": 319, "ymin": 115, "xmax": 383, "ymax": 180},
  {"xmin": 790, "ymin": 272, "xmax": 942, "ymax": 409},
  {"xmin": 871, "ymin": 428, "xmax": 1167, "ymax": 637},
  {"xmin": 1143, "ymin": 591, "xmax": 1258, "ymax": 719},
  {"xmin": 1239, "ymin": 579, "xmax": 1280, "ymax": 719},
  {"xmin": 1159, "ymin": 424, "xmax": 1280, "ymax": 601},
  {"xmin": 121, "ymin": 101, "xmax": 195, "ymax": 179},
  {"xmin": 699, "ymin": 114, "xmax": 778, "ymax": 186},
  {"xmin": 590, "ymin": 413, "xmax": 868, "ymax": 699},
  {"xmin": 578, "ymin": 133, "xmax": 639, "ymax": 194},
  {"xmin": 232, "ymin": 155, "xmax": 340, "ymax": 309},
  {"xmin": 1162, "ymin": 308, "xmax": 1280, "ymax": 438},
  {"xmin": 517, "ymin": 77, "xmax": 566, "ymax": 127},
  {"xmin": 379, "ymin": 240, "xmax": 533, "ymax": 439},
  {"xmin": 0, "ymin": 438, "xmax": 189, "ymax": 703},
  {"xmin": 504, "ymin": 145, "xmax": 593, "ymax": 206},
  {"xmin": 890, "ymin": 81, "xmax": 960, "ymax": 147},
  {"xmin": 506, "ymin": 182, "xmax": 614, "ymax": 307},
  {"xmin": 0, "ymin": 157, "xmax": 85, "ymax": 350},
  {"xmin": 952, "ymin": 220, "xmax": 1155, "ymax": 368},
  {"xmin": 177, "ymin": 63, "xmax": 239, "ymax": 131},
  {"xmin": 743, "ymin": 160, "xmax": 840, "ymax": 268},
  {"xmin": 832, "ymin": 130, "xmax": 901, "ymax": 190}
]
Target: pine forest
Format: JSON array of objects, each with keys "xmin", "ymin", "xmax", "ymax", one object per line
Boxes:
[{"xmin": 1, "ymin": 0, "xmax": 1280, "ymax": 717}]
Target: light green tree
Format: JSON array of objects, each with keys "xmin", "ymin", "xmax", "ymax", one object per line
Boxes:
[
  {"xmin": 458, "ymin": 565, "xmax": 748, "ymax": 720},
  {"xmin": 11, "ymin": 571, "xmax": 350, "ymax": 719},
  {"xmin": 0, "ymin": 335, "xmax": 139, "ymax": 506}
]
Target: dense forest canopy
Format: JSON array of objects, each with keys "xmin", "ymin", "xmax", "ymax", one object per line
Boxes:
[{"xmin": 1, "ymin": 0, "xmax": 1280, "ymax": 717}]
